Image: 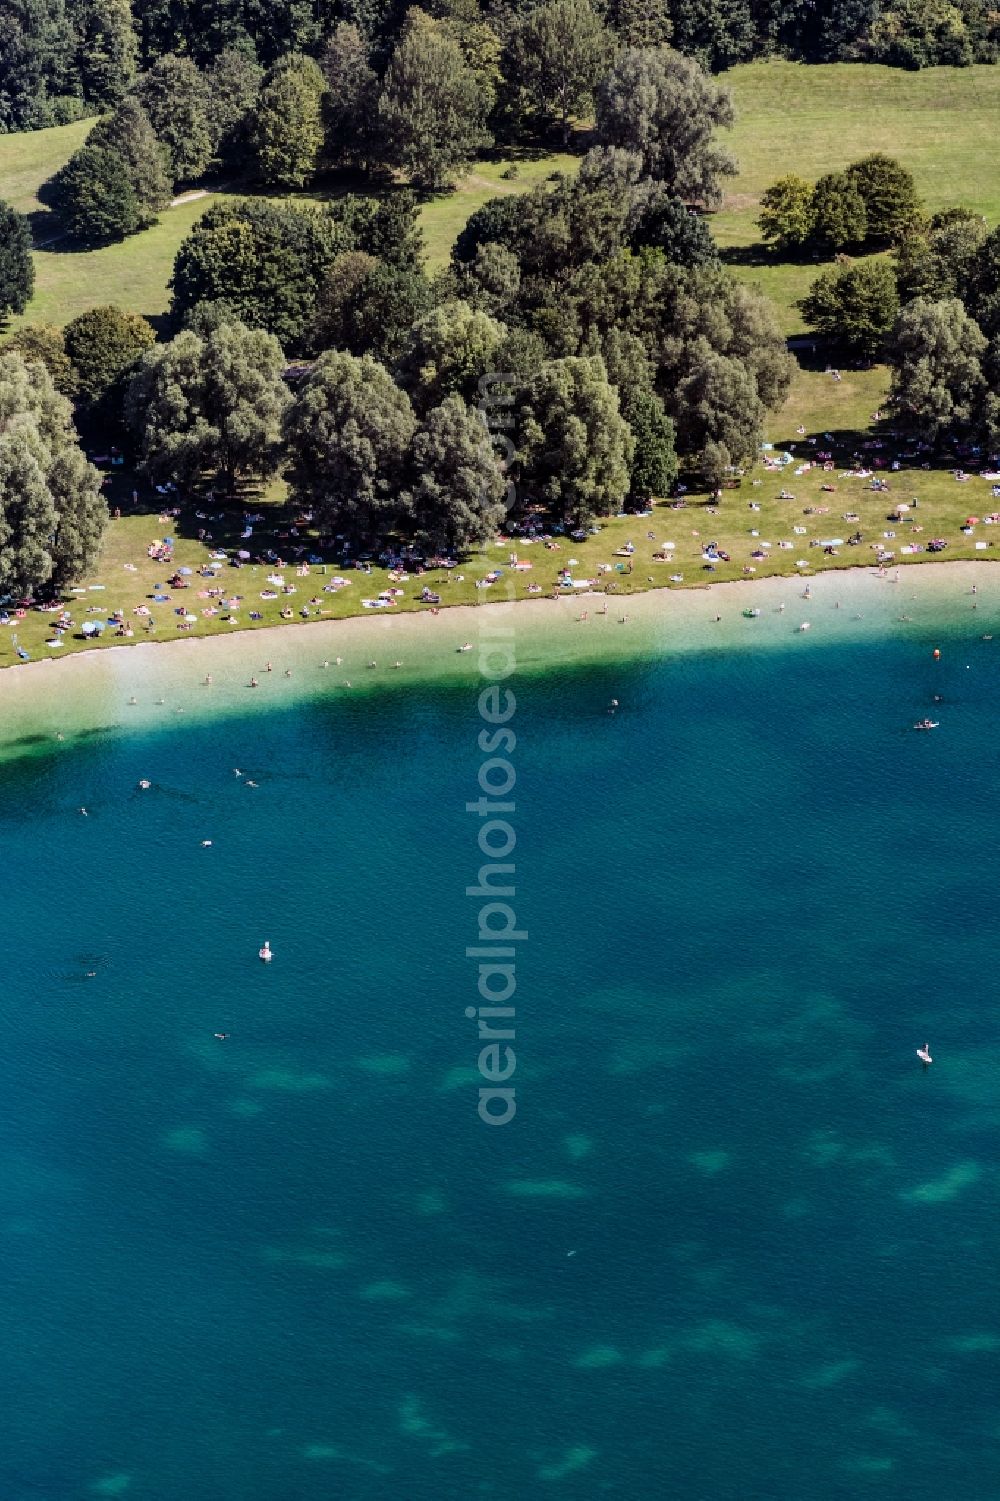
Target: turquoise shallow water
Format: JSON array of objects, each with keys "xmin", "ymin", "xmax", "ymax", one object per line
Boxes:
[{"xmin": 1, "ymin": 621, "xmax": 999, "ymax": 1499}]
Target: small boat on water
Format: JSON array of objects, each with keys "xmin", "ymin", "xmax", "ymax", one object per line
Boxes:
[
  {"xmin": 913, "ymin": 719, "xmax": 939, "ymax": 731},
  {"xmin": 742, "ymin": 608, "xmax": 761, "ymax": 618},
  {"xmin": 259, "ymin": 941, "xmax": 273, "ymax": 962},
  {"xmin": 917, "ymin": 1043, "xmax": 933, "ymax": 1066},
  {"xmin": 798, "ymin": 621, "xmax": 811, "ymax": 632}
]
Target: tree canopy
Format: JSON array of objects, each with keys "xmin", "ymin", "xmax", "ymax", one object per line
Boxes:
[
  {"xmin": 0, "ymin": 201, "xmax": 35, "ymax": 321},
  {"xmin": 63, "ymin": 305, "xmax": 156, "ymax": 407},
  {"xmin": 284, "ymin": 350, "xmax": 417, "ymax": 540},
  {"xmin": 519, "ymin": 355, "xmax": 634, "ymax": 523},
  {"xmin": 253, "ymin": 52, "xmax": 327, "ymax": 189},
  {"xmin": 595, "ymin": 46, "xmax": 737, "ymax": 208},
  {"xmin": 801, "ymin": 260, "xmax": 901, "ymax": 358},
  {"xmin": 126, "ymin": 319, "xmax": 290, "ymax": 487},
  {"xmin": 378, "ymin": 9, "xmax": 491, "ymax": 192},
  {"xmin": 49, "ymin": 143, "xmax": 141, "ymax": 243},
  {"xmin": 0, "ymin": 351, "xmax": 106, "ymax": 596}
]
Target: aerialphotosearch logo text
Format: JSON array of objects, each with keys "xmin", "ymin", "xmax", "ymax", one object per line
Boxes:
[{"xmin": 467, "ymin": 374, "xmax": 521, "ymax": 1125}]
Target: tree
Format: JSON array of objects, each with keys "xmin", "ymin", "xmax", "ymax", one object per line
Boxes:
[
  {"xmin": 675, "ymin": 347, "xmax": 764, "ymax": 484},
  {"xmin": 808, "ymin": 170, "xmax": 868, "ymax": 252},
  {"xmin": 630, "ymin": 195, "xmax": 718, "ymax": 266},
  {"xmin": 284, "ymin": 351, "xmax": 417, "ymax": 540},
  {"xmin": 407, "ymin": 395, "xmax": 508, "ymax": 551},
  {"xmin": 87, "ymin": 98, "xmax": 171, "ymax": 225},
  {"xmin": 64, "ymin": 305, "xmax": 155, "ymax": 407},
  {"xmin": 316, "ymin": 254, "xmax": 432, "ymax": 364},
  {"xmin": 378, "ymin": 9, "xmax": 491, "ymax": 192},
  {"xmin": 396, "ymin": 299, "xmax": 507, "ymax": 413},
  {"xmin": 667, "ymin": 0, "xmax": 757, "ymax": 70},
  {"xmin": 48, "ymin": 438, "xmax": 110, "ymax": 583},
  {"xmin": 0, "ymin": 8, "xmax": 48, "ymax": 133},
  {"xmin": 621, "ymin": 259, "xmax": 792, "ymax": 475},
  {"xmin": 604, "ymin": 0, "xmax": 672, "ymax": 47},
  {"xmin": 126, "ymin": 319, "xmax": 290, "ymax": 488},
  {"xmin": 350, "ymin": 192, "xmax": 425, "ymax": 273},
  {"xmin": 519, "ymin": 355, "xmax": 634, "ymax": 522},
  {"xmin": 757, "ymin": 174, "xmax": 814, "ymax": 252},
  {"xmin": 894, "ymin": 207, "xmax": 987, "ymax": 302},
  {"xmin": 0, "ymin": 350, "xmax": 105, "ymax": 595},
  {"xmin": 170, "ymin": 199, "xmax": 351, "ymax": 355},
  {"xmin": 595, "ymin": 45, "xmax": 737, "ymax": 208},
  {"xmin": 73, "ymin": 0, "xmax": 138, "ymax": 106},
  {"xmin": 800, "ymin": 259, "xmax": 901, "ymax": 358},
  {"xmin": 504, "ymin": 0, "xmax": 613, "ymax": 145},
  {"xmin": 2, "ymin": 323, "xmax": 76, "ymax": 395},
  {"xmin": 0, "ymin": 201, "xmax": 34, "ymax": 322},
  {"xmin": 321, "ymin": 22, "xmax": 378, "ymax": 168},
  {"xmin": 623, "ymin": 386, "xmax": 676, "ymax": 499},
  {"xmin": 134, "ymin": 53, "xmax": 214, "ymax": 183},
  {"xmin": 253, "ymin": 52, "xmax": 326, "ymax": 190},
  {"xmin": 888, "ymin": 296, "xmax": 985, "ymax": 440},
  {"xmin": 966, "ymin": 224, "xmax": 1000, "ymax": 336},
  {"xmin": 456, "ymin": 242, "xmax": 522, "ymax": 317},
  {"xmin": 208, "ymin": 47, "xmax": 263, "ymax": 171},
  {"xmin": 869, "ymin": 0, "xmax": 971, "ymax": 68},
  {"xmin": 49, "ymin": 144, "xmax": 140, "ymax": 243},
  {"xmin": 845, "ymin": 153, "xmax": 922, "ymax": 244},
  {"xmin": 0, "ymin": 431, "xmax": 59, "ymax": 598}
]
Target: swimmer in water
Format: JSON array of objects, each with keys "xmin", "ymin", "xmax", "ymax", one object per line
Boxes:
[
  {"xmin": 246, "ymin": 779, "xmax": 258, "ymax": 788},
  {"xmin": 79, "ymin": 807, "xmax": 88, "ymax": 816}
]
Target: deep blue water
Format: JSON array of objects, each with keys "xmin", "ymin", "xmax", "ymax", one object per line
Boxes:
[{"xmin": 1, "ymin": 629, "xmax": 999, "ymax": 1500}]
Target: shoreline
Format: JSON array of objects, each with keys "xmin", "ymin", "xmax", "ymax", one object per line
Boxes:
[{"xmin": 1, "ymin": 561, "xmax": 995, "ymax": 758}]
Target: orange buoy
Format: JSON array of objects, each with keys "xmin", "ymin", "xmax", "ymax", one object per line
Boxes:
[{"xmin": 933, "ymin": 648, "xmax": 941, "ymax": 659}]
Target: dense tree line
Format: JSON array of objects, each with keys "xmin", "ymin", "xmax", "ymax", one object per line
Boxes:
[{"xmin": 4, "ymin": 0, "xmax": 1000, "ymax": 140}]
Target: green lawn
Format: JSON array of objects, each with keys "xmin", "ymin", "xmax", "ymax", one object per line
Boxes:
[
  {"xmin": 0, "ymin": 117, "xmax": 92, "ymax": 215},
  {"xmin": 418, "ymin": 150, "xmax": 579, "ymax": 268},
  {"xmin": 716, "ymin": 60, "xmax": 1000, "ymax": 335},
  {"xmin": 24, "ymin": 193, "xmax": 243, "ymax": 329}
]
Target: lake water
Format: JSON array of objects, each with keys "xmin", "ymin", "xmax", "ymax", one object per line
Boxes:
[{"xmin": 2, "ymin": 602, "xmax": 998, "ymax": 1499}]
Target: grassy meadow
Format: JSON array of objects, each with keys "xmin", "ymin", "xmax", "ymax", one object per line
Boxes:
[
  {"xmin": 716, "ymin": 60, "xmax": 1000, "ymax": 333},
  {"xmin": 2, "ymin": 61, "xmax": 1000, "ymax": 670}
]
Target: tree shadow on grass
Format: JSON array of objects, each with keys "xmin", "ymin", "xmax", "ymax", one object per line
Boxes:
[{"xmin": 719, "ymin": 243, "xmax": 827, "ymax": 272}]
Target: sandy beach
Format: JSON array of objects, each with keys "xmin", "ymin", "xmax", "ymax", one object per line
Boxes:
[{"xmin": 1, "ymin": 561, "xmax": 996, "ymax": 759}]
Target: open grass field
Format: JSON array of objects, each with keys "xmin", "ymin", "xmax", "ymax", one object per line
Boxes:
[
  {"xmin": 3, "ymin": 61, "xmax": 1000, "ymax": 670},
  {"xmin": 717, "ymin": 61, "xmax": 1000, "ymax": 333}
]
